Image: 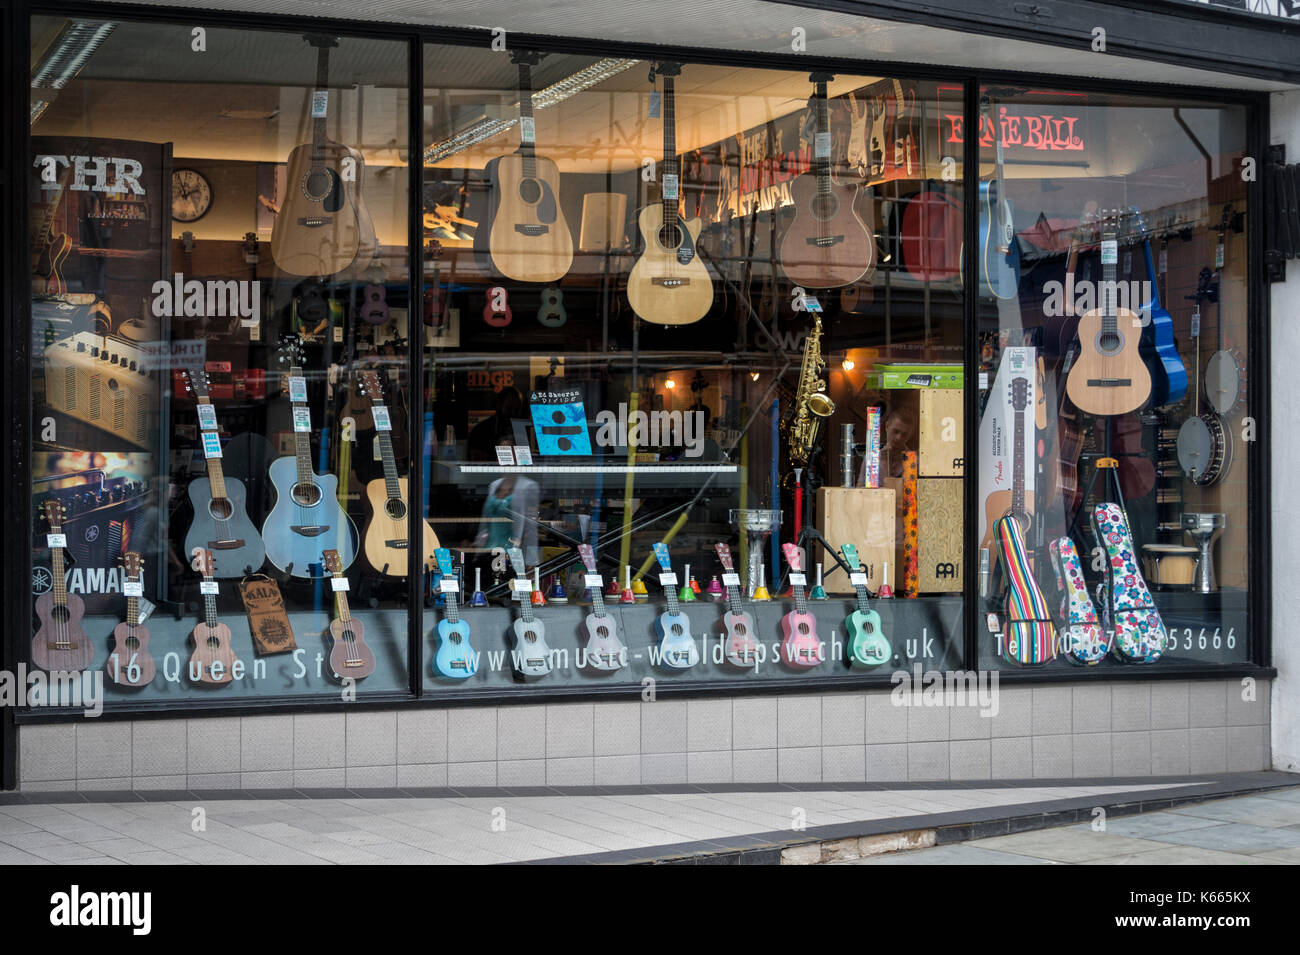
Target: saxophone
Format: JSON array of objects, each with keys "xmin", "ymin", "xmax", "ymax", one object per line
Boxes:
[{"xmin": 785, "ymin": 313, "xmax": 835, "ymax": 469}]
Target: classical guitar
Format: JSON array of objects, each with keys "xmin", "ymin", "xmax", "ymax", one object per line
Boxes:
[
  {"xmin": 779, "ymin": 542, "xmax": 821, "ymax": 668},
  {"xmin": 107, "ymin": 550, "xmax": 155, "ymax": 687},
  {"xmin": 627, "ymin": 62, "xmax": 714, "ymax": 326},
  {"xmin": 1065, "ymin": 223, "xmax": 1152, "ymax": 416},
  {"xmin": 263, "ymin": 338, "xmax": 359, "ymax": 578},
  {"xmin": 980, "ymin": 374, "xmax": 1035, "ymax": 555},
  {"xmin": 1132, "ymin": 209, "xmax": 1188, "ymax": 407},
  {"xmin": 507, "ymin": 547, "xmax": 553, "ymax": 678},
  {"xmin": 33, "ymin": 169, "xmax": 73, "ymax": 297},
  {"xmin": 32, "ymin": 500, "xmax": 93, "ymax": 672},
  {"xmin": 975, "ymin": 95, "xmax": 1021, "ymax": 300},
  {"xmin": 188, "ymin": 548, "xmax": 239, "ymax": 685},
  {"xmin": 180, "ymin": 368, "xmax": 266, "ymax": 577},
  {"xmin": 432, "ymin": 548, "xmax": 476, "ymax": 678},
  {"xmin": 651, "ymin": 542, "xmax": 699, "ymax": 669},
  {"xmin": 841, "ymin": 543, "xmax": 889, "ymax": 667},
  {"xmin": 578, "ymin": 544, "xmax": 627, "ymax": 671},
  {"xmin": 355, "ymin": 370, "xmax": 438, "ymax": 576},
  {"xmin": 779, "ymin": 73, "xmax": 874, "ymax": 290},
  {"xmin": 485, "ymin": 51, "xmax": 574, "ymax": 283},
  {"xmin": 271, "ymin": 36, "xmax": 375, "ymax": 277},
  {"xmin": 714, "ymin": 542, "xmax": 759, "ymax": 668},
  {"xmin": 323, "ymin": 548, "xmax": 376, "ymax": 679}
]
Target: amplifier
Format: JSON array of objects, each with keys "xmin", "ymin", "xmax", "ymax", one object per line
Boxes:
[{"xmin": 44, "ymin": 332, "xmax": 157, "ymax": 448}]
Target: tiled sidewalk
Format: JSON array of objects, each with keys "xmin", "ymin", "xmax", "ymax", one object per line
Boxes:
[
  {"xmin": 0, "ymin": 773, "xmax": 1292, "ymax": 864},
  {"xmin": 841, "ymin": 786, "xmax": 1300, "ymax": 865}
]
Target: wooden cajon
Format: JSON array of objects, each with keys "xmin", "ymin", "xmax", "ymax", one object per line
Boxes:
[
  {"xmin": 815, "ymin": 486, "xmax": 895, "ymax": 594},
  {"xmin": 919, "ymin": 388, "xmax": 964, "ymax": 477},
  {"xmin": 916, "ymin": 477, "xmax": 963, "ymax": 592}
]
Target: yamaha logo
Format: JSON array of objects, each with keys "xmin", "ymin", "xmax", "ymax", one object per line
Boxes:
[
  {"xmin": 32, "ymin": 566, "xmax": 52, "ymax": 594},
  {"xmin": 84, "ymin": 524, "xmax": 100, "ymax": 542}
]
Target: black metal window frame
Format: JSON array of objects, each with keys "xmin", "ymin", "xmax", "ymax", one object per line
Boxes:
[{"xmin": 2, "ymin": 0, "xmax": 1276, "ymax": 744}]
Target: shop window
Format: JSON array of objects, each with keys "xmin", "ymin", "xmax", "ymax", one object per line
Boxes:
[{"xmin": 975, "ymin": 86, "xmax": 1251, "ymax": 669}]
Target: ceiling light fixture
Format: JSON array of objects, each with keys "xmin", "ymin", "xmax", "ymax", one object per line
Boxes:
[
  {"xmin": 423, "ymin": 57, "xmax": 639, "ymax": 164},
  {"xmin": 30, "ymin": 19, "xmax": 117, "ymax": 124}
]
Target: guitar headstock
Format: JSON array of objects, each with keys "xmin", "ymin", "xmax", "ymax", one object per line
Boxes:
[
  {"xmin": 42, "ymin": 498, "xmax": 65, "ymax": 533},
  {"xmin": 195, "ymin": 548, "xmax": 215, "ymax": 578},
  {"xmin": 122, "ymin": 550, "xmax": 144, "ymax": 579},
  {"xmin": 714, "ymin": 542, "xmax": 734, "ymax": 573},
  {"xmin": 181, "ymin": 367, "xmax": 211, "ymax": 401},
  {"xmin": 651, "ymin": 542, "xmax": 672, "ymax": 573},
  {"xmin": 323, "ymin": 549, "xmax": 342, "ymax": 576},
  {"xmin": 782, "ymin": 542, "xmax": 803, "ymax": 573},
  {"xmin": 275, "ymin": 335, "xmax": 307, "ymax": 373},
  {"xmin": 356, "ymin": 370, "xmax": 384, "ymax": 403},
  {"xmin": 841, "ymin": 542, "xmax": 861, "ymax": 571},
  {"xmin": 1010, "ymin": 376, "xmax": 1029, "ymax": 412},
  {"xmin": 1126, "ymin": 206, "xmax": 1149, "ymax": 242},
  {"xmin": 507, "ymin": 546, "xmax": 527, "ymax": 580},
  {"xmin": 577, "ymin": 543, "xmax": 597, "ymax": 574},
  {"xmin": 434, "ymin": 547, "xmax": 455, "ymax": 579}
]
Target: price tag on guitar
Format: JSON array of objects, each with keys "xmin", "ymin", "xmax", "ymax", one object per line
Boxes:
[
  {"xmin": 46, "ymin": 533, "xmax": 67, "ymax": 549},
  {"xmin": 519, "ymin": 116, "xmax": 535, "ymax": 144},
  {"xmin": 288, "ymin": 376, "xmax": 308, "ymax": 402},
  {"xmin": 201, "ymin": 432, "xmax": 223, "ymax": 459},
  {"xmin": 330, "ymin": 576, "xmax": 350, "ymax": 592},
  {"xmin": 292, "ymin": 407, "xmax": 312, "ymax": 432},
  {"xmin": 123, "ymin": 580, "xmax": 144, "ymax": 598},
  {"xmin": 661, "ymin": 173, "xmax": 679, "ymax": 200},
  {"xmin": 197, "ymin": 404, "xmax": 218, "ymax": 431},
  {"xmin": 372, "ymin": 406, "xmax": 392, "ymax": 432},
  {"xmin": 658, "ymin": 571, "xmax": 678, "ymax": 587},
  {"xmin": 584, "ymin": 573, "xmax": 603, "ymax": 588},
  {"xmin": 439, "ymin": 577, "xmax": 459, "ymax": 593}
]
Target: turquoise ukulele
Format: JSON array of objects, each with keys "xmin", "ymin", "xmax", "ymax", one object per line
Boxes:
[
  {"xmin": 433, "ymin": 548, "xmax": 476, "ymax": 678},
  {"xmin": 841, "ymin": 544, "xmax": 890, "ymax": 667}
]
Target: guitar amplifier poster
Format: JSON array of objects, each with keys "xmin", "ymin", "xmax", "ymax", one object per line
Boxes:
[{"xmin": 977, "ymin": 346, "xmax": 1037, "ymax": 550}]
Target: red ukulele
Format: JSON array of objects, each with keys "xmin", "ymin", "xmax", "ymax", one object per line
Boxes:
[{"xmin": 779, "ymin": 543, "xmax": 822, "ymax": 669}]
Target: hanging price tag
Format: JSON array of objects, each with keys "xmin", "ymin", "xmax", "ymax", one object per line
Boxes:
[
  {"xmin": 648, "ymin": 91, "xmax": 661, "ymax": 117},
  {"xmin": 658, "ymin": 571, "xmax": 678, "ymax": 587},
  {"xmin": 249, "ymin": 322, "xmax": 261, "ymax": 342},
  {"xmin": 662, "ymin": 173, "xmax": 679, "ymax": 200},
  {"xmin": 584, "ymin": 573, "xmax": 603, "ymax": 588},
  {"xmin": 1100, "ymin": 239, "xmax": 1118, "ymax": 265},
  {"xmin": 372, "ymin": 406, "xmax": 392, "ymax": 432},
  {"xmin": 1215, "ymin": 240, "xmax": 1224, "ymax": 270},
  {"xmin": 789, "ymin": 572, "xmax": 807, "ymax": 587},
  {"xmin": 136, "ymin": 596, "xmax": 156, "ymax": 625},
  {"xmin": 200, "ymin": 581, "xmax": 219, "ymax": 595},
  {"xmin": 986, "ymin": 612, "xmax": 1001, "ymax": 633},
  {"xmin": 196, "ymin": 403, "xmax": 218, "ymax": 431},
  {"xmin": 123, "ymin": 580, "xmax": 144, "ymax": 597},
  {"xmin": 289, "ymin": 376, "xmax": 308, "ymax": 402},
  {"xmin": 800, "ymin": 294, "xmax": 823, "ymax": 313},
  {"xmin": 46, "ymin": 534, "xmax": 67, "ymax": 549},
  {"xmin": 850, "ymin": 572, "xmax": 870, "ymax": 587},
  {"xmin": 439, "ymin": 577, "xmax": 459, "ymax": 593},
  {"xmin": 201, "ymin": 432, "xmax": 223, "ymax": 459},
  {"xmin": 330, "ymin": 576, "xmax": 349, "ymax": 592},
  {"xmin": 519, "ymin": 116, "xmax": 535, "ymax": 144},
  {"xmin": 721, "ymin": 572, "xmax": 742, "ymax": 588},
  {"xmin": 1191, "ymin": 310, "xmax": 1201, "ymax": 338},
  {"xmin": 311, "ymin": 90, "xmax": 329, "ymax": 118},
  {"xmin": 1158, "ymin": 248, "xmax": 1168, "ymax": 274},
  {"xmin": 814, "ymin": 131, "xmax": 831, "ymax": 159},
  {"xmin": 1122, "ymin": 251, "xmax": 1132, "ymax": 274},
  {"xmin": 333, "ymin": 324, "xmax": 343, "ymax": 344},
  {"xmin": 292, "ymin": 407, "xmax": 312, "ymax": 432}
]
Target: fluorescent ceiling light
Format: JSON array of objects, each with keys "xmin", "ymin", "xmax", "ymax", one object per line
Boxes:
[
  {"xmin": 31, "ymin": 19, "xmax": 118, "ymax": 124},
  {"xmin": 424, "ymin": 57, "xmax": 639, "ymax": 163}
]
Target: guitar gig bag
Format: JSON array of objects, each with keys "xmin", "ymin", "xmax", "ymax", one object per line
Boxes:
[
  {"xmin": 1092, "ymin": 502, "xmax": 1166, "ymax": 663},
  {"xmin": 1049, "ymin": 535, "xmax": 1108, "ymax": 664},
  {"xmin": 993, "ymin": 515, "xmax": 1056, "ymax": 665}
]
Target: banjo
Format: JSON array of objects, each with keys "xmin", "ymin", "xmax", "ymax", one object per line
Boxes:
[
  {"xmin": 1176, "ymin": 266, "xmax": 1230, "ymax": 487},
  {"xmin": 1204, "ymin": 204, "xmax": 1246, "ymax": 417}
]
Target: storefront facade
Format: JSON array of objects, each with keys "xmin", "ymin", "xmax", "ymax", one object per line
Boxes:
[{"xmin": 2, "ymin": 0, "xmax": 1296, "ymax": 791}]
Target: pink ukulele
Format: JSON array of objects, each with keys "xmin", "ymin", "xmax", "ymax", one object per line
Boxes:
[{"xmin": 779, "ymin": 543, "xmax": 822, "ymax": 668}]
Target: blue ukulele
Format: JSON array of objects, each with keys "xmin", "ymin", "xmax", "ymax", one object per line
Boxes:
[
  {"xmin": 262, "ymin": 338, "xmax": 357, "ymax": 578},
  {"xmin": 1133, "ymin": 209, "xmax": 1188, "ymax": 407},
  {"xmin": 433, "ymin": 548, "xmax": 477, "ymax": 678},
  {"xmin": 651, "ymin": 542, "xmax": 699, "ymax": 670}
]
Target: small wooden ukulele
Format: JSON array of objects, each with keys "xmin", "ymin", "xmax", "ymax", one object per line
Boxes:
[
  {"xmin": 779, "ymin": 542, "xmax": 822, "ymax": 668},
  {"xmin": 188, "ymin": 548, "xmax": 240, "ymax": 685},
  {"xmin": 324, "ymin": 548, "xmax": 376, "ymax": 679},
  {"xmin": 32, "ymin": 500, "xmax": 93, "ymax": 672},
  {"xmin": 107, "ymin": 550, "xmax": 156, "ymax": 687}
]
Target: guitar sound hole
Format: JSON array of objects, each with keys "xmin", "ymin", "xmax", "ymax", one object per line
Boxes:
[
  {"xmin": 670, "ymin": 624, "xmax": 683, "ymax": 636},
  {"xmin": 341, "ymin": 629, "xmax": 356, "ymax": 644},
  {"xmin": 449, "ymin": 633, "xmax": 462, "ymax": 645},
  {"xmin": 206, "ymin": 635, "xmax": 221, "ymax": 650},
  {"xmin": 291, "ymin": 482, "xmax": 322, "ymax": 507},
  {"xmin": 524, "ymin": 630, "xmax": 537, "ymax": 643},
  {"xmin": 126, "ymin": 635, "xmax": 140, "ymax": 650},
  {"xmin": 1096, "ymin": 328, "xmax": 1122, "ymax": 354},
  {"xmin": 51, "ymin": 606, "xmax": 70, "ymax": 624},
  {"xmin": 518, "ymin": 178, "xmax": 541, "ymax": 204},
  {"xmin": 798, "ymin": 622, "xmax": 810, "ymax": 635},
  {"xmin": 302, "ymin": 167, "xmax": 335, "ymax": 203},
  {"xmin": 208, "ymin": 498, "xmax": 233, "ymax": 521},
  {"xmin": 734, "ymin": 623, "xmax": 747, "ymax": 635},
  {"xmin": 658, "ymin": 223, "xmax": 683, "ymax": 250},
  {"xmin": 385, "ymin": 498, "xmax": 407, "ymax": 521},
  {"xmin": 596, "ymin": 626, "xmax": 609, "ymax": 638},
  {"xmin": 810, "ymin": 194, "xmax": 838, "ymax": 221}
]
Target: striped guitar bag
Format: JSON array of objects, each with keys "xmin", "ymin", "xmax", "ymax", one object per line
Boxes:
[
  {"xmin": 1092, "ymin": 502, "xmax": 1166, "ymax": 663},
  {"xmin": 993, "ymin": 515, "xmax": 1056, "ymax": 665}
]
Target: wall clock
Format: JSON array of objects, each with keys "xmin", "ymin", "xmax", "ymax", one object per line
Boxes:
[{"xmin": 172, "ymin": 168, "xmax": 213, "ymax": 222}]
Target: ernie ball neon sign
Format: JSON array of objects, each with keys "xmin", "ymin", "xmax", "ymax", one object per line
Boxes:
[{"xmin": 944, "ymin": 107, "xmax": 1085, "ymax": 152}]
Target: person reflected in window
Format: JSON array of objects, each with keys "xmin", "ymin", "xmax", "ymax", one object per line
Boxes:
[
  {"xmin": 467, "ymin": 385, "xmax": 524, "ymax": 462},
  {"xmin": 474, "ymin": 434, "xmax": 540, "ymax": 566}
]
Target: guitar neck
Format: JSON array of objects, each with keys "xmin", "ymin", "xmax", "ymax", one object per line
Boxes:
[
  {"xmin": 814, "ymin": 80, "xmax": 831, "ymax": 198},
  {"xmin": 517, "ymin": 63, "xmax": 536, "ymax": 176},
  {"xmin": 662, "ymin": 75, "xmax": 678, "ymax": 232},
  {"xmin": 311, "ymin": 45, "xmax": 331, "ymax": 159},
  {"xmin": 293, "ymin": 402, "xmax": 315, "ymax": 486},
  {"xmin": 1101, "ymin": 232, "xmax": 1118, "ymax": 335},
  {"xmin": 444, "ymin": 584, "xmax": 460, "ymax": 624},
  {"xmin": 589, "ymin": 580, "xmax": 608, "ymax": 618},
  {"xmin": 373, "ymin": 401, "xmax": 401, "ymax": 499},
  {"xmin": 334, "ymin": 577, "xmax": 351, "ymax": 622},
  {"xmin": 126, "ymin": 592, "xmax": 139, "ymax": 628},
  {"xmin": 50, "ymin": 541, "xmax": 67, "ymax": 607},
  {"xmin": 1012, "ymin": 404, "xmax": 1026, "ymax": 513},
  {"xmin": 203, "ymin": 580, "xmax": 218, "ymax": 629},
  {"xmin": 792, "ymin": 580, "xmax": 808, "ymax": 615},
  {"xmin": 661, "ymin": 569, "xmax": 680, "ymax": 616},
  {"xmin": 717, "ymin": 552, "xmax": 743, "ymax": 614},
  {"xmin": 197, "ymin": 398, "xmax": 228, "ymax": 498},
  {"xmin": 852, "ymin": 581, "xmax": 870, "ymax": 615}
]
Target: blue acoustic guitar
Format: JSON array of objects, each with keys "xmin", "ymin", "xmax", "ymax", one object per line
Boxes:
[
  {"xmin": 262, "ymin": 339, "xmax": 358, "ymax": 578},
  {"xmin": 433, "ymin": 547, "xmax": 477, "ymax": 678},
  {"xmin": 976, "ymin": 95, "xmax": 1020, "ymax": 300},
  {"xmin": 180, "ymin": 368, "xmax": 266, "ymax": 578},
  {"xmin": 651, "ymin": 542, "xmax": 699, "ymax": 670},
  {"xmin": 1132, "ymin": 210, "xmax": 1188, "ymax": 407},
  {"xmin": 841, "ymin": 544, "xmax": 890, "ymax": 667}
]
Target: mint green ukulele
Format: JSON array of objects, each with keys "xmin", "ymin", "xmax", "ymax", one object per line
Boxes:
[{"xmin": 841, "ymin": 544, "xmax": 890, "ymax": 667}]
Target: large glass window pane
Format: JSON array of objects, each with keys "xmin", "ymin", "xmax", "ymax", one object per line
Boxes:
[{"xmin": 27, "ymin": 17, "xmax": 412, "ymax": 706}]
